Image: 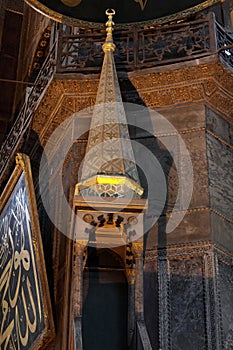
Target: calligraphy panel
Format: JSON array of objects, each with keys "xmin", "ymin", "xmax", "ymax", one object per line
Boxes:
[{"xmin": 0, "ymin": 154, "xmax": 54, "ymax": 349}]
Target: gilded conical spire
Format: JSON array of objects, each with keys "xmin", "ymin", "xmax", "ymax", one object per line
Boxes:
[{"xmin": 76, "ymin": 10, "xmax": 143, "ymax": 198}]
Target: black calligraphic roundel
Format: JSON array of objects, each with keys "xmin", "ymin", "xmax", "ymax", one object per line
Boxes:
[{"xmin": 25, "ymin": 0, "xmax": 218, "ymax": 27}]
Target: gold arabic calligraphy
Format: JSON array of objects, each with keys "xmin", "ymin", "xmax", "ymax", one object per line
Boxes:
[
  {"xmin": 0, "ymin": 179, "xmax": 43, "ymax": 350},
  {"xmin": 134, "ymin": 0, "xmax": 148, "ymax": 11}
]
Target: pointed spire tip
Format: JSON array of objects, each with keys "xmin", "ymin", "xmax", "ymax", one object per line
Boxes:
[{"xmin": 103, "ymin": 9, "xmax": 116, "ymax": 53}]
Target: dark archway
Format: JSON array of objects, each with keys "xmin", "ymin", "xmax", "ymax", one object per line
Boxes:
[{"xmin": 82, "ymin": 248, "xmax": 128, "ymax": 350}]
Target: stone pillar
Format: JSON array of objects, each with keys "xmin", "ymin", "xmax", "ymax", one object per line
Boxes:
[
  {"xmin": 158, "ymin": 251, "xmax": 170, "ymax": 350},
  {"xmin": 132, "ymin": 242, "xmax": 144, "ymax": 321},
  {"xmin": 126, "ymin": 268, "xmax": 136, "ymax": 346},
  {"xmin": 73, "ymin": 240, "xmax": 88, "ymax": 350}
]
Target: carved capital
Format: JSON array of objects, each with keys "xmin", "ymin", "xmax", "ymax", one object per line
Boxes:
[
  {"xmin": 126, "ymin": 268, "xmax": 136, "ymax": 285},
  {"xmin": 74, "ymin": 240, "xmax": 88, "ymax": 255},
  {"xmin": 132, "ymin": 242, "xmax": 143, "ymax": 258}
]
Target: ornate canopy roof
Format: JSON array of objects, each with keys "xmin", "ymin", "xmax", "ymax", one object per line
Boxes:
[{"xmin": 76, "ymin": 10, "xmax": 143, "ymax": 199}]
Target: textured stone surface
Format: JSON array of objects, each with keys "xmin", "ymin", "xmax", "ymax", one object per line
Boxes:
[
  {"xmin": 218, "ymin": 260, "xmax": 233, "ymax": 349},
  {"xmin": 145, "ymin": 209, "xmax": 211, "ymax": 248},
  {"xmin": 133, "ymin": 130, "xmax": 209, "ymax": 216},
  {"xmin": 206, "ymin": 108, "xmax": 233, "ymax": 146},
  {"xmin": 211, "ymin": 212, "xmax": 233, "ymax": 253},
  {"xmin": 207, "ymin": 134, "xmax": 233, "ymax": 221},
  {"xmin": 169, "ymin": 257, "xmax": 206, "ymax": 350},
  {"xmin": 127, "ymin": 104, "xmax": 206, "ymax": 138},
  {"xmin": 158, "ymin": 104, "xmax": 206, "ymax": 133},
  {"xmin": 132, "ymin": 135, "xmax": 177, "ymax": 210},
  {"xmin": 144, "ymin": 245, "xmax": 233, "ymax": 350},
  {"xmin": 181, "ymin": 130, "xmax": 209, "ymax": 209}
]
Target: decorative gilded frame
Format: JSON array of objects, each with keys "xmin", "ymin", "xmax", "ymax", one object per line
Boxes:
[{"xmin": 0, "ymin": 153, "xmax": 55, "ymax": 349}]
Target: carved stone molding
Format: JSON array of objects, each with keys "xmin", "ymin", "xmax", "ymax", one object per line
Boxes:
[
  {"xmin": 30, "ymin": 60, "xmax": 233, "ymax": 152},
  {"xmin": 145, "ymin": 242, "xmax": 213, "ymax": 263}
]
